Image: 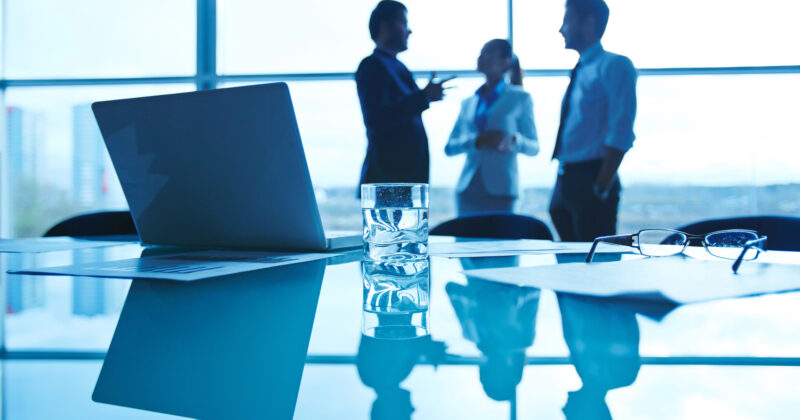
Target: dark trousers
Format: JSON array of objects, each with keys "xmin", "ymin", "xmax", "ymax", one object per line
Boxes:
[{"xmin": 548, "ymin": 159, "xmax": 621, "ymax": 242}]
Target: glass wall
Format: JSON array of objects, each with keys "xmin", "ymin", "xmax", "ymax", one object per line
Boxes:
[
  {"xmin": 2, "ymin": 0, "xmax": 799, "ymax": 238},
  {"xmin": 4, "ymin": 0, "xmax": 196, "ymax": 78},
  {"xmin": 1, "ymin": 0, "xmax": 197, "ymax": 236},
  {"xmin": 514, "ymin": 0, "xmax": 800, "ymax": 69},
  {"xmin": 3, "ymin": 85, "xmax": 195, "ymax": 237}
]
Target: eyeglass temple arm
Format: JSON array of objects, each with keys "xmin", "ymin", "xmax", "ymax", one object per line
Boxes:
[
  {"xmin": 732, "ymin": 236, "xmax": 768, "ymax": 274},
  {"xmin": 586, "ymin": 234, "xmax": 635, "ymax": 263}
]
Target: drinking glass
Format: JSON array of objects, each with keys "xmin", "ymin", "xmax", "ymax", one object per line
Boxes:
[
  {"xmin": 361, "ymin": 183, "xmax": 429, "ymax": 262},
  {"xmin": 360, "ymin": 183, "xmax": 430, "ymax": 338}
]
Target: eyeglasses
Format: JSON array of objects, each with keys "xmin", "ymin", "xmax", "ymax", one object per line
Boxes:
[{"xmin": 586, "ymin": 229, "xmax": 768, "ymax": 273}]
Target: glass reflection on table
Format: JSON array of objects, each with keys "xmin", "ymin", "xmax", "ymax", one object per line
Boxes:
[
  {"xmin": 447, "ymin": 256, "xmax": 540, "ymax": 403},
  {"xmin": 357, "ymin": 253, "xmax": 441, "ymax": 420},
  {"xmin": 7, "ymin": 237, "xmax": 799, "ymax": 418},
  {"xmin": 361, "ymin": 257, "xmax": 431, "ymax": 340},
  {"xmin": 356, "ymin": 333, "xmax": 446, "ymax": 420},
  {"xmin": 557, "ymin": 293, "xmax": 675, "ymax": 419},
  {"xmin": 93, "ymin": 252, "xmax": 326, "ymax": 419}
]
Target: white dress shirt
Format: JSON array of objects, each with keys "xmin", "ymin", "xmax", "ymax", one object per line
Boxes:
[
  {"xmin": 557, "ymin": 42, "xmax": 637, "ymax": 164},
  {"xmin": 446, "ymin": 84, "xmax": 539, "ymax": 197}
]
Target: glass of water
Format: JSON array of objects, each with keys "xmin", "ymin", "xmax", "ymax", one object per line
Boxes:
[
  {"xmin": 361, "ymin": 183, "xmax": 429, "ymax": 262},
  {"xmin": 361, "ymin": 183, "xmax": 430, "ymax": 339}
]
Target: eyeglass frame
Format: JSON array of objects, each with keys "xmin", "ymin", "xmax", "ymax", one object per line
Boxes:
[
  {"xmin": 586, "ymin": 228, "xmax": 768, "ymax": 273},
  {"xmin": 732, "ymin": 236, "xmax": 768, "ymax": 274}
]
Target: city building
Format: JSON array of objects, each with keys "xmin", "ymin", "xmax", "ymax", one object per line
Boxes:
[
  {"xmin": 5, "ymin": 254, "xmax": 45, "ymax": 314},
  {"xmin": 72, "ymin": 104, "xmax": 108, "ymax": 209}
]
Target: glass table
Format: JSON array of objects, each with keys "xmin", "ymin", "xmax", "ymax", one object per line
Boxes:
[{"xmin": 2, "ymin": 239, "xmax": 799, "ymax": 419}]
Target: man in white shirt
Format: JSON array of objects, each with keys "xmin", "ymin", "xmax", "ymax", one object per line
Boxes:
[{"xmin": 549, "ymin": 0, "xmax": 637, "ymax": 242}]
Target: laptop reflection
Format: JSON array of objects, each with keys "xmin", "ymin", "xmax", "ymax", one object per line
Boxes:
[{"xmin": 92, "ymin": 259, "xmax": 326, "ymax": 419}]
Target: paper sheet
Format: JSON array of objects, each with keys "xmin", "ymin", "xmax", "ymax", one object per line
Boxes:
[
  {"xmin": 462, "ymin": 256, "xmax": 800, "ymax": 304},
  {"xmin": 0, "ymin": 237, "xmax": 137, "ymax": 253},
  {"xmin": 428, "ymin": 240, "xmax": 631, "ymax": 258},
  {"xmin": 9, "ymin": 250, "xmax": 338, "ymax": 281},
  {"xmin": 682, "ymin": 247, "xmax": 800, "ymax": 265}
]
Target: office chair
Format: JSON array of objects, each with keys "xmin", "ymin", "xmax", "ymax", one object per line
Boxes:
[
  {"xmin": 430, "ymin": 212, "xmax": 554, "ymax": 240},
  {"xmin": 676, "ymin": 215, "xmax": 800, "ymax": 252},
  {"xmin": 43, "ymin": 210, "xmax": 138, "ymax": 238}
]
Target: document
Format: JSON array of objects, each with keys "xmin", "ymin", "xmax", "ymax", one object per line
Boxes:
[
  {"xmin": 428, "ymin": 240, "xmax": 631, "ymax": 258},
  {"xmin": 682, "ymin": 246, "xmax": 800, "ymax": 265},
  {"xmin": 462, "ymin": 256, "xmax": 800, "ymax": 304},
  {"xmin": 0, "ymin": 237, "xmax": 137, "ymax": 253},
  {"xmin": 9, "ymin": 250, "xmax": 337, "ymax": 282}
]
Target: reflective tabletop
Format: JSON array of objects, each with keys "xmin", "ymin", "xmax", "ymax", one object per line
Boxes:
[{"xmin": 2, "ymin": 238, "xmax": 800, "ymax": 419}]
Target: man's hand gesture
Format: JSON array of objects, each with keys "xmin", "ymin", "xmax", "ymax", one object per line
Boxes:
[{"xmin": 422, "ymin": 72, "xmax": 456, "ymax": 103}]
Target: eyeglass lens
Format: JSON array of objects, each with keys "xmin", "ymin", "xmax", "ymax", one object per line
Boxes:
[
  {"xmin": 705, "ymin": 230, "xmax": 760, "ymax": 260},
  {"xmin": 638, "ymin": 229, "xmax": 687, "ymax": 257}
]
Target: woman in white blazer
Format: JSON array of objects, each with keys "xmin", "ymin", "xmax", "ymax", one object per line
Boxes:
[{"xmin": 445, "ymin": 39, "xmax": 539, "ymax": 215}]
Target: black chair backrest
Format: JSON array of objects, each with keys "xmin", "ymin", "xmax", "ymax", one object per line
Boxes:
[
  {"xmin": 43, "ymin": 211, "xmax": 138, "ymax": 238},
  {"xmin": 430, "ymin": 212, "xmax": 553, "ymax": 241},
  {"xmin": 676, "ymin": 216, "xmax": 800, "ymax": 252}
]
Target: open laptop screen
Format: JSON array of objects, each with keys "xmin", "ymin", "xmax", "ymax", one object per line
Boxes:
[{"xmin": 92, "ymin": 83, "xmax": 328, "ymax": 251}]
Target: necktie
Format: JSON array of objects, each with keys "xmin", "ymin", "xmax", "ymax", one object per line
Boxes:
[{"xmin": 551, "ymin": 62, "xmax": 582, "ymax": 160}]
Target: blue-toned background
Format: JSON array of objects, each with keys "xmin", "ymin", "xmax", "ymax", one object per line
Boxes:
[{"xmin": 1, "ymin": 0, "xmax": 798, "ymax": 237}]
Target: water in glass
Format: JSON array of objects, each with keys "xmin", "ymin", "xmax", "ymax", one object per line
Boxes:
[{"xmin": 362, "ymin": 207, "xmax": 428, "ymax": 262}]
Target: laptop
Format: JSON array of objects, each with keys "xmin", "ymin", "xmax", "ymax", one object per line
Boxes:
[{"xmin": 92, "ymin": 83, "xmax": 361, "ymax": 251}]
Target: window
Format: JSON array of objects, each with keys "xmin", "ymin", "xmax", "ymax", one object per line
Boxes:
[
  {"xmin": 2, "ymin": 0, "xmax": 798, "ymax": 239},
  {"xmin": 513, "ymin": 0, "xmax": 800, "ymax": 69},
  {"xmin": 4, "ymin": 85, "xmax": 195, "ymax": 237},
  {"xmin": 218, "ymin": 0, "xmax": 508, "ymax": 74},
  {"xmin": 5, "ymin": 0, "xmax": 196, "ymax": 78}
]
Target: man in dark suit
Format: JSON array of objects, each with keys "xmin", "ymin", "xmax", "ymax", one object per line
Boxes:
[{"xmin": 356, "ymin": 0, "xmax": 452, "ymax": 192}]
